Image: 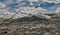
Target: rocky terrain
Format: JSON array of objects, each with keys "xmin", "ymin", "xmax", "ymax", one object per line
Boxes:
[
  {"xmin": 0, "ymin": 15, "xmax": 60, "ymax": 35},
  {"xmin": 0, "ymin": 0, "xmax": 60, "ymax": 35}
]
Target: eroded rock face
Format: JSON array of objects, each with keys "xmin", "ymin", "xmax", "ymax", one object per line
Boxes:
[{"xmin": 0, "ymin": 15, "xmax": 60, "ymax": 35}]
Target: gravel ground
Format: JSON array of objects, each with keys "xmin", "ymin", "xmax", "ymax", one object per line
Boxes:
[{"xmin": 0, "ymin": 15, "xmax": 60, "ymax": 35}]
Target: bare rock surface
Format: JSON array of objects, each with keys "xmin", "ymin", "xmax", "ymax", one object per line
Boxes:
[{"xmin": 0, "ymin": 15, "xmax": 60, "ymax": 35}]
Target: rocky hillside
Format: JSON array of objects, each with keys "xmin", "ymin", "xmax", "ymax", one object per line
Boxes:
[{"xmin": 0, "ymin": 14, "xmax": 60, "ymax": 35}]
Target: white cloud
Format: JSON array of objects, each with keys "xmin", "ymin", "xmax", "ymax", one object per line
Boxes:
[
  {"xmin": 43, "ymin": 0, "xmax": 60, "ymax": 3},
  {"xmin": 17, "ymin": 0, "xmax": 24, "ymax": 1},
  {"xmin": 27, "ymin": 0, "xmax": 39, "ymax": 2},
  {"xmin": 0, "ymin": 9, "xmax": 14, "ymax": 19},
  {"xmin": 0, "ymin": 2, "xmax": 6, "ymax": 8},
  {"xmin": 12, "ymin": 7, "xmax": 51, "ymax": 19},
  {"xmin": 0, "ymin": 0, "xmax": 59, "ymax": 19},
  {"xmin": 56, "ymin": 7, "xmax": 60, "ymax": 12}
]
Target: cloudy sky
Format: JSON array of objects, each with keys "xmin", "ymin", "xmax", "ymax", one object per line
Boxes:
[
  {"xmin": 0, "ymin": 0, "xmax": 60, "ymax": 19},
  {"xmin": 0, "ymin": 0, "xmax": 60, "ymax": 12}
]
